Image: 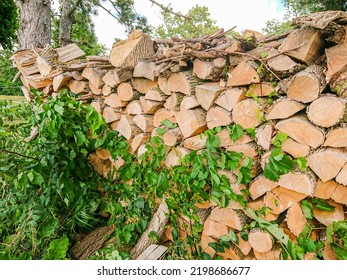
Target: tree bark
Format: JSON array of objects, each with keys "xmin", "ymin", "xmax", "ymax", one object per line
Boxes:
[{"xmin": 17, "ymin": 0, "xmax": 52, "ymax": 49}]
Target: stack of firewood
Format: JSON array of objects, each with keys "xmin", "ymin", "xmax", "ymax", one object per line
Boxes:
[{"xmin": 12, "ymin": 11, "xmax": 347, "ymax": 260}]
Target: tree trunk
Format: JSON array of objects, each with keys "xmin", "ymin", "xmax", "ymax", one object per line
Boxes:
[
  {"xmin": 59, "ymin": 0, "xmax": 80, "ymax": 47},
  {"xmin": 17, "ymin": 0, "xmax": 52, "ymax": 49}
]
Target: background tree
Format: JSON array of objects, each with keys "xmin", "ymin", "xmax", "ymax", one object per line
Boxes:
[
  {"xmin": 283, "ymin": 0, "xmax": 346, "ymax": 16},
  {"xmin": 0, "ymin": 0, "xmax": 18, "ymax": 50}
]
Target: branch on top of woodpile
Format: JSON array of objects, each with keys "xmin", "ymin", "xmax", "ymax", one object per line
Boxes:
[{"xmin": 148, "ymin": 0, "xmax": 190, "ymax": 20}]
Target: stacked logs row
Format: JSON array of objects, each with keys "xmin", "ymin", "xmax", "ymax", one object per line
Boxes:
[{"xmin": 12, "ymin": 11, "xmax": 347, "ymax": 260}]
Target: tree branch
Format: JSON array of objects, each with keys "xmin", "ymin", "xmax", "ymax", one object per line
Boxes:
[
  {"xmin": 1, "ymin": 148, "xmax": 38, "ymax": 160},
  {"xmin": 147, "ymin": 0, "xmax": 190, "ymax": 20},
  {"xmin": 67, "ymin": 0, "xmax": 83, "ymax": 17},
  {"xmin": 96, "ymin": 2, "xmax": 120, "ymax": 21}
]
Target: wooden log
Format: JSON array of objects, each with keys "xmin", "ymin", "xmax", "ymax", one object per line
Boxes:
[
  {"xmin": 68, "ymin": 80, "xmax": 89, "ymax": 94},
  {"xmin": 117, "ymin": 82, "xmax": 140, "ymax": 102},
  {"xmin": 313, "ymin": 180, "xmax": 339, "ymax": 200},
  {"xmin": 136, "ymin": 244, "xmax": 167, "ymax": 260},
  {"xmin": 232, "ymin": 99, "xmax": 264, "ymax": 129},
  {"xmin": 82, "ymin": 68, "xmax": 105, "ymax": 89},
  {"xmin": 248, "ymin": 228, "xmax": 274, "ymax": 253},
  {"xmin": 165, "ymin": 147, "xmax": 189, "ymax": 167},
  {"xmin": 287, "ymin": 65, "xmax": 326, "ymax": 103},
  {"xmin": 52, "ymin": 72, "xmax": 72, "ymax": 91},
  {"xmin": 324, "ymin": 126, "xmax": 347, "ymax": 148},
  {"xmin": 307, "ymin": 95, "xmax": 347, "ymax": 128},
  {"xmin": 89, "ymin": 81, "xmax": 102, "ymax": 95},
  {"xmin": 331, "ymin": 182, "xmax": 347, "ymax": 205},
  {"xmin": 307, "ymin": 149, "xmax": 347, "ymax": 182},
  {"xmin": 286, "ymin": 202, "xmax": 306, "ymax": 237},
  {"xmin": 104, "ymin": 94, "xmax": 127, "ymax": 108},
  {"xmin": 145, "ymin": 88, "xmax": 166, "ymax": 102},
  {"xmin": 130, "ymin": 201, "xmax": 170, "ymax": 259},
  {"xmin": 140, "ymin": 96, "xmax": 163, "ymax": 114},
  {"xmin": 253, "ymin": 244, "xmax": 281, "ymax": 260},
  {"xmin": 133, "ymin": 61, "xmax": 157, "ymax": 80},
  {"xmin": 195, "ymin": 82, "xmax": 224, "ymax": 110},
  {"xmin": 132, "ymin": 78, "xmax": 158, "ymax": 94},
  {"xmin": 265, "ymin": 97, "xmax": 306, "ymax": 120},
  {"xmin": 71, "ymin": 71, "xmax": 83, "ymax": 81},
  {"xmin": 175, "ymin": 109, "xmax": 207, "ymax": 138},
  {"xmin": 110, "ymin": 32, "xmax": 155, "ymax": 68},
  {"xmin": 313, "ymin": 200, "xmax": 344, "ymax": 226},
  {"xmin": 115, "ymin": 115, "xmax": 141, "ymax": 140},
  {"xmin": 226, "ymin": 60, "xmax": 260, "ymax": 87},
  {"xmin": 130, "ymin": 133, "xmax": 150, "ymax": 153},
  {"xmin": 227, "ymin": 143, "xmax": 258, "ymax": 159},
  {"xmin": 90, "ymin": 101, "xmax": 102, "ymax": 114},
  {"xmin": 281, "ymin": 138, "xmax": 311, "ymax": 158},
  {"xmin": 275, "ymin": 116, "xmax": 325, "ymax": 148},
  {"xmin": 26, "ymin": 74, "xmax": 53, "ymax": 89},
  {"xmin": 56, "ymin": 43, "xmax": 85, "ymax": 63},
  {"xmin": 180, "ymin": 96, "xmax": 200, "ymax": 110},
  {"xmin": 183, "ymin": 134, "xmax": 207, "ymax": 150},
  {"xmin": 267, "ymin": 48, "xmax": 299, "ymax": 74},
  {"xmin": 102, "ymin": 85, "xmax": 112, "ymax": 96},
  {"xmin": 209, "ymin": 207, "xmax": 250, "ymax": 231},
  {"xmin": 124, "ymin": 100, "xmax": 142, "ymax": 115},
  {"xmin": 193, "ymin": 57, "xmax": 226, "ymax": 81},
  {"xmin": 164, "ymin": 92, "xmax": 184, "ymax": 111},
  {"xmin": 278, "ymin": 171, "xmax": 316, "ymax": 196},
  {"xmin": 249, "ymin": 175, "xmax": 278, "ymax": 200},
  {"xmin": 246, "ymin": 199, "xmax": 279, "ymax": 222},
  {"xmin": 102, "ymin": 70, "xmax": 117, "ymax": 87},
  {"xmin": 36, "ymin": 55, "xmax": 52, "ymax": 76},
  {"xmin": 163, "ymin": 127, "xmax": 183, "ymax": 147},
  {"xmin": 250, "ymin": 83, "xmax": 276, "ymax": 97},
  {"xmin": 336, "ymin": 163, "xmax": 347, "ymax": 186},
  {"xmin": 158, "ymin": 75, "xmax": 172, "ymax": 95},
  {"xmin": 256, "ymin": 124, "xmax": 273, "ymax": 150},
  {"xmin": 206, "ymin": 106, "xmax": 232, "ymax": 129},
  {"xmin": 153, "ymin": 109, "xmax": 176, "ymax": 127},
  {"xmin": 278, "ymin": 27, "xmax": 324, "ymax": 64},
  {"xmin": 102, "ymin": 107, "xmax": 121, "ymax": 124},
  {"xmin": 214, "ymin": 87, "xmax": 246, "ymax": 112},
  {"xmin": 167, "ymin": 70, "xmax": 203, "ymax": 95},
  {"xmin": 322, "ymin": 239, "xmax": 338, "ymax": 260},
  {"xmin": 95, "ymin": 148, "xmax": 111, "ymax": 160},
  {"xmin": 133, "ymin": 115, "xmax": 154, "ymax": 133}
]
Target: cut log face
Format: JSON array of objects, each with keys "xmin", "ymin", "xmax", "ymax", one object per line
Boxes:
[
  {"xmin": 331, "ymin": 183, "xmax": 347, "ymax": 205},
  {"xmin": 133, "ymin": 61, "xmax": 157, "ymax": 80},
  {"xmin": 125, "ymin": 100, "xmax": 143, "ymax": 115},
  {"xmin": 287, "ymin": 65, "xmax": 326, "ymax": 103},
  {"xmin": 180, "ymin": 96, "xmax": 200, "ymax": 110},
  {"xmin": 278, "ymin": 27, "xmax": 324, "ymax": 64},
  {"xmin": 232, "ymin": 99, "xmax": 264, "ymax": 129},
  {"xmin": 325, "ymin": 42, "xmax": 347, "ymax": 84},
  {"xmin": 275, "ymin": 116, "xmax": 325, "ymax": 148},
  {"xmin": 153, "ymin": 109, "xmax": 176, "ymax": 127},
  {"xmin": 248, "ymin": 228, "xmax": 273, "ymax": 253},
  {"xmin": 214, "ymin": 88, "xmax": 246, "ymax": 112},
  {"xmin": 36, "ymin": 56, "xmax": 51, "ymax": 76},
  {"xmin": 105, "ymin": 94, "xmax": 127, "ymax": 108},
  {"xmin": 307, "ymin": 95, "xmax": 347, "ymax": 127},
  {"xmin": 183, "ymin": 134, "xmax": 207, "ymax": 150},
  {"xmin": 115, "ymin": 115, "xmax": 141, "ymax": 140},
  {"xmin": 163, "ymin": 127, "xmax": 183, "ymax": 147},
  {"xmin": 133, "ymin": 115, "xmax": 154, "ymax": 133},
  {"xmin": 267, "ymin": 48, "xmax": 298, "ymax": 74},
  {"xmin": 256, "ymin": 124, "xmax": 273, "ymax": 150},
  {"xmin": 164, "ymin": 92, "xmax": 184, "ymax": 111},
  {"xmin": 307, "ymin": 149, "xmax": 347, "ymax": 182},
  {"xmin": 336, "ymin": 162, "xmax": 347, "ymax": 186},
  {"xmin": 217, "ymin": 129, "xmax": 252, "ymax": 147},
  {"xmin": 53, "ymin": 72, "xmax": 72, "ymax": 92},
  {"xmin": 145, "ymin": 89, "xmax": 166, "ymax": 102},
  {"xmin": 165, "ymin": 147, "xmax": 189, "ymax": 167},
  {"xmin": 167, "ymin": 71, "xmax": 202, "ymax": 95},
  {"xmin": 175, "ymin": 109, "xmax": 207, "ymax": 138},
  {"xmin": 265, "ymin": 98, "xmax": 306, "ymax": 120},
  {"xmin": 250, "ymin": 83, "xmax": 276, "ymax": 97},
  {"xmin": 130, "ymin": 133, "xmax": 149, "ymax": 153},
  {"xmin": 195, "ymin": 82, "xmax": 224, "ymax": 110},
  {"xmin": 278, "ymin": 172, "xmax": 316, "ymax": 196},
  {"xmin": 118, "ymin": 82, "xmax": 139, "ymax": 102},
  {"xmin": 102, "ymin": 70, "xmax": 117, "ymax": 87},
  {"xmin": 249, "ymin": 175, "xmax": 278, "ymax": 200},
  {"xmin": 193, "ymin": 58, "xmax": 226, "ymax": 81},
  {"xmin": 56, "ymin": 43, "xmax": 85, "ymax": 63},
  {"xmin": 206, "ymin": 106, "xmax": 232, "ymax": 129},
  {"xmin": 324, "ymin": 127, "xmax": 347, "ymax": 148},
  {"xmin": 158, "ymin": 76, "xmax": 172, "ymax": 95},
  {"xmin": 227, "ymin": 60, "xmax": 260, "ymax": 86},
  {"xmin": 227, "ymin": 143, "xmax": 258, "ymax": 159},
  {"xmin": 313, "ymin": 200, "xmax": 344, "ymax": 226},
  {"xmin": 286, "ymin": 203, "xmax": 306, "ymax": 237},
  {"xmin": 132, "ymin": 78, "xmax": 158, "ymax": 94},
  {"xmin": 140, "ymin": 97, "xmax": 163, "ymax": 114},
  {"xmin": 102, "ymin": 107, "xmax": 121, "ymax": 124},
  {"xmin": 253, "ymin": 244, "xmax": 281, "ymax": 260},
  {"xmin": 314, "ymin": 180, "xmax": 339, "ymax": 200},
  {"xmin": 281, "ymin": 138, "xmax": 311, "ymax": 158},
  {"xmin": 68, "ymin": 80, "xmax": 89, "ymax": 94},
  {"xmin": 209, "ymin": 208, "xmax": 249, "ymax": 231}
]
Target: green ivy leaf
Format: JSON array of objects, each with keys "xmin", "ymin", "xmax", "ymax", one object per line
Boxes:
[
  {"xmin": 74, "ymin": 131, "xmax": 87, "ymax": 146},
  {"xmin": 296, "ymin": 157, "xmax": 307, "ymax": 171},
  {"xmin": 301, "ymin": 200, "xmax": 314, "ymax": 220},
  {"xmin": 312, "ymin": 198, "xmax": 336, "ymax": 212},
  {"xmin": 273, "ymin": 132, "xmax": 288, "ymax": 148},
  {"xmin": 156, "ymin": 127, "xmax": 166, "ymax": 136},
  {"xmin": 54, "ymin": 104, "xmax": 64, "ymax": 115},
  {"xmin": 161, "ymin": 119, "xmax": 176, "ymax": 129},
  {"xmin": 208, "ymin": 242, "xmax": 225, "ymax": 253},
  {"xmin": 39, "ymin": 217, "xmax": 59, "ymax": 239},
  {"xmin": 245, "ymin": 128, "xmax": 256, "ymax": 139},
  {"xmin": 228, "ymin": 124, "xmax": 243, "ymax": 142},
  {"xmin": 44, "ymin": 235, "xmax": 69, "ymax": 260}
]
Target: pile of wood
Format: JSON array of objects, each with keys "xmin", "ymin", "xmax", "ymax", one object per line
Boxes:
[{"xmin": 12, "ymin": 11, "xmax": 347, "ymax": 260}]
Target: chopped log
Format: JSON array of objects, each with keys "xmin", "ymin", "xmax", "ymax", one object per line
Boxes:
[
  {"xmin": 130, "ymin": 133, "xmax": 149, "ymax": 153},
  {"xmin": 165, "ymin": 147, "xmax": 189, "ymax": 167},
  {"xmin": 214, "ymin": 87, "xmax": 246, "ymax": 112},
  {"xmin": 217, "ymin": 245, "xmax": 244, "ymax": 260},
  {"xmin": 102, "ymin": 70, "xmax": 117, "ymax": 87},
  {"xmin": 36, "ymin": 55, "xmax": 52, "ymax": 76},
  {"xmin": 314, "ymin": 180, "xmax": 338, "ymax": 200},
  {"xmin": 275, "ymin": 116, "xmax": 325, "ymax": 148},
  {"xmin": 183, "ymin": 134, "xmax": 207, "ymax": 150},
  {"xmin": 130, "ymin": 201, "xmax": 170, "ymax": 259},
  {"xmin": 163, "ymin": 128, "xmax": 183, "ymax": 147},
  {"xmin": 307, "ymin": 95, "xmax": 347, "ymax": 127},
  {"xmin": 256, "ymin": 124, "xmax": 273, "ymax": 150},
  {"xmin": 136, "ymin": 244, "xmax": 167, "ymax": 260},
  {"xmin": 324, "ymin": 127, "xmax": 347, "ymax": 148},
  {"xmin": 209, "ymin": 207, "xmax": 250, "ymax": 231},
  {"xmin": 145, "ymin": 88, "xmax": 166, "ymax": 102},
  {"xmin": 102, "ymin": 107, "xmax": 121, "ymax": 124},
  {"xmin": 89, "ymin": 81, "xmax": 102, "ymax": 95},
  {"xmin": 133, "ymin": 115, "xmax": 154, "ymax": 133},
  {"xmin": 180, "ymin": 96, "xmax": 201, "ymax": 110},
  {"xmin": 264, "ymin": 187, "xmax": 307, "ymax": 215},
  {"xmin": 206, "ymin": 106, "xmax": 232, "ymax": 129},
  {"xmin": 117, "ymin": 82, "xmax": 140, "ymax": 101},
  {"xmin": 140, "ymin": 96, "xmax": 163, "ymax": 114},
  {"xmin": 267, "ymin": 48, "xmax": 299, "ymax": 74},
  {"xmin": 26, "ymin": 74, "xmax": 53, "ymax": 89},
  {"xmin": 164, "ymin": 92, "xmax": 184, "ymax": 111},
  {"xmin": 250, "ymin": 83, "xmax": 276, "ymax": 97},
  {"xmin": 133, "ymin": 61, "xmax": 157, "ymax": 80},
  {"xmin": 104, "ymin": 94, "xmax": 127, "ymax": 108},
  {"xmin": 286, "ymin": 202, "xmax": 306, "ymax": 237},
  {"xmin": 281, "ymin": 138, "xmax": 311, "ymax": 158},
  {"xmin": 287, "ymin": 65, "xmax": 326, "ymax": 103},
  {"xmin": 249, "ymin": 175, "xmax": 278, "ymax": 200},
  {"xmin": 226, "ymin": 60, "xmax": 260, "ymax": 87},
  {"xmin": 336, "ymin": 162, "xmax": 347, "ymax": 186},
  {"xmin": 265, "ymin": 97, "xmax": 306, "ymax": 120},
  {"xmin": 246, "ymin": 199, "xmax": 279, "ymax": 221},
  {"xmin": 71, "ymin": 71, "xmax": 83, "ymax": 81},
  {"xmin": 56, "ymin": 43, "xmax": 85, "ymax": 63},
  {"xmin": 278, "ymin": 27, "xmax": 324, "ymax": 64},
  {"xmin": 227, "ymin": 143, "xmax": 258, "ymax": 159},
  {"xmin": 248, "ymin": 228, "xmax": 274, "ymax": 253},
  {"xmin": 195, "ymin": 82, "xmax": 224, "ymax": 110},
  {"xmin": 278, "ymin": 171, "xmax": 316, "ymax": 196},
  {"xmin": 313, "ymin": 200, "xmax": 344, "ymax": 226},
  {"xmin": 68, "ymin": 80, "xmax": 89, "ymax": 94},
  {"xmin": 96, "ymin": 148, "xmax": 110, "ymax": 160},
  {"xmin": 193, "ymin": 58, "xmax": 226, "ymax": 81},
  {"xmin": 253, "ymin": 244, "xmax": 281, "ymax": 260},
  {"xmin": 322, "ymin": 239, "xmax": 338, "ymax": 260},
  {"xmin": 158, "ymin": 75, "xmax": 172, "ymax": 95},
  {"xmin": 115, "ymin": 115, "xmax": 141, "ymax": 140},
  {"xmin": 110, "ymin": 32, "xmax": 155, "ymax": 68},
  {"xmin": 167, "ymin": 71, "xmax": 203, "ymax": 95},
  {"xmin": 125, "ymin": 100, "xmax": 143, "ymax": 115},
  {"xmin": 113, "ymin": 68, "xmax": 133, "ymax": 85},
  {"xmin": 307, "ymin": 149, "xmax": 347, "ymax": 182},
  {"xmin": 90, "ymin": 101, "xmax": 102, "ymax": 114},
  {"xmin": 331, "ymin": 183, "xmax": 347, "ymax": 205},
  {"xmin": 216, "ymin": 129, "xmax": 251, "ymax": 148},
  {"xmin": 132, "ymin": 78, "xmax": 158, "ymax": 94},
  {"xmin": 232, "ymin": 99, "xmax": 264, "ymax": 129},
  {"xmin": 82, "ymin": 68, "xmax": 104, "ymax": 89},
  {"xmin": 102, "ymin": 84, "xmax": 112, "ymax": 96},
  {"xmin": 52, "ymin": 72, "xmax": 72, "ymax": 91},
  {"xmin": 153, "ymin": 109, "xmax": 176, "ymax": 127},
  {"xmin": 12, "ymin": 50, "xmax": 39, "ymax": 76},
  {"xmin": 175, "ymin": 109, "xmax": 207, "ymax": 138}
]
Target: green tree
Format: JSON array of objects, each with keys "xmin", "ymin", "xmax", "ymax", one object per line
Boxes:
[
  {"xmin": 0, "ymin": 50, "xmax": 22, "ymax": 96},
  {"xmin": 155, "ymin": 5, "xmax": 219, "ymax": 38},
  {"xmin": 0, "ymin": 0, "xmax": 18, "ymax": 50},
  {"xmin": 283, "ymin": 0, "xmax": 346, "ymax": 16}
]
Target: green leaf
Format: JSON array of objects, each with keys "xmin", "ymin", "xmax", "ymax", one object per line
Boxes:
[
  {"xmin": 44, "ymin": 235, "xmax": 69, "ymax": 260},
  {"xmin": 208, "ymin": 242, "xmax": 225, "ymax": 253},
  {"xmin": 312, "ymin": 198, "xmax": 336, "ymax": 212},
  {"xmin": 210, "ymin": 171, "xmax": 220, "ymax": 185},
  {"xmin": 296, "ymin": 157, "xmax": 307, "ymax": 171},
  {"xmin": 39, "ymin": 217, "xmax": 59, "ymax": 239},
  {"xmin": 301, "ymin": 200, "xmax": 314, "ymax": 220},
  {"xmin": 330, "ymin": 243, "xmax": 347, "ymax": 260},
  {"xmin": 74, "ymin": 131, "xmax": 87, "ymax": 146},
  {"xmin": 263, "ymin": 149, "xmax": 295, "ymax": 181},
  {"xmin": 54, "ymin": 104, "xmax": 64, "ymax": 115},
  {"xmin": 273, "ymin": 132, "xmax": 288, "ymax": 148},
  {"xmin": 245, "ymin": 128, "xmax": 256, "ymax": 139},
  {"xmin": 161, "ymin": 119, "xmax": 176, "ymax": 129},
  {"xmin": 156, "ymin": 127, "xmax": 166, "ymax": 136},
  {"xmin": 228, "ymin": 124, "xmax": 243, "ymax": 142}
]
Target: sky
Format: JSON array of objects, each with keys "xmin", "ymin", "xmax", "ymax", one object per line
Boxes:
[{"xmin": 54, "ymin": 0, "xmax": 286, "ymax": 49}]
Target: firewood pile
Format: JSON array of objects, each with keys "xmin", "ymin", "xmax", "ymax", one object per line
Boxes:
[{"xmin": 12, "ymin": 10, "xmax": 347, "ymax": 260}]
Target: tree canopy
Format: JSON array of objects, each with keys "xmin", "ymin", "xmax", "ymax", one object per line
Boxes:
[
  {"xmin": 283, "ymin": 0, "xmax": 346, "ymax": 16},
  {"xmin": 0, "ymin": 0, "xmax": 18, "ymax": 50}
]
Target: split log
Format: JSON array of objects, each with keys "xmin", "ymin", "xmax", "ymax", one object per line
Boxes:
[
  {"xmin": 68, "ymin": 80, "xmax": 89, "ymax": 94},
  {"xmin": 153, "ymin": 109, "xmax": 176, "ymax": 127},
  {"xmin": 307, "ymin": 149, "xmax": 347, "ymax": 182},
  {"xmin": 82, "ymin": 68, "xmax": 104, "ymax": 89},
  {"xmin": 132, "ymin": 78, "xmax": 158, "ymax": 94},
  {"xmin": 130, "ymin": 201, "xmax": 170, "ymax": 259},
  {"xmin": 253, "ymin": 244, "xmax": 281, "ymax": 260},
  {"xmin": 227, "ymin": 143, "xmax": 258, "ymax": 159},
  {"xmin": 125, "ymin": 100, "xmax": 143, "ymax": 115},
  {"xmin": 96, "ymin": 148, "xmax": 111, "ymax": 160},
  {"xmin": 193, "ymin": 58, "xmax": 226, "ymax": 81},
  {"xmin": 246, "ymin": 199, "xmax": 279, "ymax": 222},
  {"xmin": 56, "ymin": 43, "xmax": 85, "ymax": 63},
  {"xmin": 336, "ymin": 163, "xmax": 347, "ymax": 186},
  {"xmin": 275, "ymin": 116, "xmax": 325, "ymax": 148},
  {"xmin": 307, "ymin": 95, "xmax": 347, "ymax": 127},
  {"xmin": 163, "ymin": 128, "xmax": 183, "ymax": 147},
  {"xmin": 89, "ymin": 81, "xmax": 102, "ymax": 95},
  {"xmin": 322, "ymin": 239, "xmax": 338, "ymax": 260},
  {"xmin": 140, "ymin": 97, "xmax": 163, "ymax": 114},
  {"xmin": 214, "ymin": 88, "xmax": 246, "ymax": 112},
  {"xmin": 267, "ymin": 48, "xmax": 300, "ymax": 74},
  {"xmin": 227, "ymin": 60, "xmax": 260, "ymax": 86},
  {"xmin": 195, "ymin": 82, "xmax": 224, "ymax": 110},
  {"xmin": 115, "ymin": 115, "xmax": 142, "ymax": 140},
  {"xmin": 248, "ymin": 228, "xmax": 274, "ymax": 253},
  {"xmin": 90, "ymin": 101, "xmax": 102, "ymax": 114},
  {"xmin": 167, "ymin": 71, "xmax": 203, "ymax": 95},
  {"xmin": 232, "ymin": 99, "xmax": 264, "ymax": 129},
  {"xmin": 249, "ymin": 175, "xmax": 278, "ymax": 200},
  {"xmin": 281, "ymin": 138, "xmax": 311, "ymax": 158},
  {"xmin": 117, "ymin": 82, "xmax": 140, "ymax": 101},
  {"xmin": 217, "ymin": 129, "xmax": 252, "ymax": 147},
  {"xmin": 313, "ymin": 201, "xmax": 345, "ymax": 226},
  {"xmin": 286, "ymin": 202, "xmax": 306, "ymax": 237},
  {"xmin": 183, "ymin": 134, "xmax": 207, "ymax": 150},
  {"xmin": 331, "ymin": 182, "xmax": 347, "ymax": 205},
  {"xmin": 249, "ymin": 83, "xmax": 276, "ymax": 97},
  {"xmin": 133, "ymin": 115, "xmax": 154, "ymax": 133},
  {"xmin": 324, "ymin": 127, "xmax": 347, "ymax": 148},
  {"xmin": 52, "ymin": 72, "xmax": 72, "ymax": 91},
  {"xmin": 104, "ymin": 94, "xmax": 127, "ymax": 108},
  {"xmin": 27, "ymin": 74, "xmax": 53, "ymax": 89},
  {"xmin": 145, "ymin": 88, "xmax": 166, "ymax": 102},
  {"xmin": 287, "ymin": 65, "xmax": 326, "ymax": 103},
  {"xmin": 71, "ymin": 71, "xmax": 83, "ymax": 81},
  {"xmin": 209, "ymin": 207, "xmax": 250, "ymax": 231},
  {"xmin": 278, "ymin": 171, "xmax": 316, "ymax": 196},
  {"xmin": 314, "ymin": 180, "xmax": 339, "ymax": 200},
  {"xmin": 256, "ymin": 124, "xmax": 273, "ymax": 150},
  {"xmin": 175, "ymin": 109, "xmax": 207, "ymax": 138},
  {"xmin": 165, "ymin": 147, "xmax": 189, "ymax": 167},
  {"xmin": 136, "ymin": 244, "xmax": 167, "ymax": 260},
  {"xmin": 265, "ymin": 97, "xmax": 306, "ymax": 120},
  {"xmin": 278, "ymin": 27, "xmax": 324, "ymax": 64},
  {"xmin": 158, "ymin": 75, "xmax": 172, "ymax": 95},
  {"xmin": 102, "ymin": 85, "xmax": 112, "ymax": 96},
  {"xmin": 206, "ymin": 106, "xmax": 232, "ymax": 129},
  {"xmin": 133, "ymin": 61, "xmax": 157, "ymax": 80},
  {"xmin": 164, "ymin": 92, "xmax": 184, "ymax": 111},
  {"xmin": 130, "ymin": 133, "xmax": 149, "ymax": 153},
  {"xmin": 180, "ymin": 96, "xmax": 201, "ymax": 110},
  {"xmin": 36, "ymin": 55, "xmax": 52, "ymax": 76},
  {"xmin": 102, "ymin": 107, "xmax": 121, "ymax": 124}
]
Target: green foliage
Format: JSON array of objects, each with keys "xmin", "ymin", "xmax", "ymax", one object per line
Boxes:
[
  {"xmin": 155, "ymin": 5, "xmax": 219, "ymax": 38},
  {"xmin": 283, "ymin": 0, "xmax": 346, "ymax": 16},
  {"xmin": 263, "ymin": 148, "xmax": 296, "ymax": 181},
  {"xmin": 326, "ymin": 221, "xmax": 347, "ymax": 260},
  {"xmin": 0, "ymin": 50, "xmax": 23, "ymax": 96},
  {"xmin": 0, "ymin": 0, "xmax": 18, "ymax": 50},
  {"xmin": 44, "ymin": 235, "xmax": 69, "ymax": 260},
  {"xmin": 262, "ymin": 19, "xmax": 294, "ymax": 35},
  {"xmin": 90, "ymin": 243, "xmax": 128, "ymax": 260}
]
